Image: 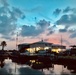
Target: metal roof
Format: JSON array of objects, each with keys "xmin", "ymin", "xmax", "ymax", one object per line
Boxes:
[{"xmin": 31, "ymin": 40, "xmax": 53, "ymax": 45}]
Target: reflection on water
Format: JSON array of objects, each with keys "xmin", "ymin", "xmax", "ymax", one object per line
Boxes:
[{"xmin": 0, "ymin": 58, "xmax": 76, "ymax": 75}]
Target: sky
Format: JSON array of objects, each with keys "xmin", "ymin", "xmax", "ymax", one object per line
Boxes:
[{"xmin": 0, "ymin": 0, "xmax": 76, "ymax": 49}]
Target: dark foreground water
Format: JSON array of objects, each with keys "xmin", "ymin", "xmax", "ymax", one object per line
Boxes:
[{"xmin": 0, "ymin": 58, "xmax": 76, "ymax": 75}]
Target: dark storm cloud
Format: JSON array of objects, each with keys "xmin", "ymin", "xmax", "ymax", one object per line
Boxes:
[
  {"xmin": 56, "ymin": 7, "xmax": 76, "ymax": 26},
  {"xmin": 59, "ymin": 28, "xmax": 67, "ymax": 32},
  {"xmin": 37, "ymin": 19, "xmax": 50, "ymax": 27},
  {"xmin": 8, "ymin": 7, "xmax": 25, "ymax": 21},
  {"xmin": 1, "ymin": 35, "xmax": 15, "ymax": 40},
  {"xmin": 0, "ymin": 0, "xmax": 9, "ymax": 7},
  {"xmin": 56, "ymin": 14, "xmax": 76, "ymax": 27},
  {"xmin": 53, "ymin": 8, "xmax": 61, "ymax": 16},
  {"xmin": 63, "ymin": 6, "xmax": 76, "ymax": 13},
  {"xmin": 0, "ymin": 0, "xmax": 25, "ymax": 40},
  {"xmin": 55, "ymin": 7, "xmax": 76, "ymax": 38},
  {"xmin": 68, "ymin": 29, "xmax": 75, "ymax": 33},
  {"xmin": 47, "ymin": 25, "xmax": 56, "ymax": 35},
  {"xmin": 20, "ymin": 25, "xmax": 42, "ymax": 36},
  {"xmin": 48, "ymin": 30, "xmax": 54, "ymax": 34},
  {"xmin": 56, "ymin": 14, "xmax": 69, "ymax": 25},
  {"xmin": 20, "ymin": 19, "xmax": 50, "ymax": 37},
  {"xmin": 56, "ymin": 7, "xmax": 76, "ymax": 25},
  {"xmin": 63, "ymin": 7, "xmax": 71, "ymax": 13},
  {"xmin": 47, "ymin": 30, "xmax": 55, "ymax": 35}
]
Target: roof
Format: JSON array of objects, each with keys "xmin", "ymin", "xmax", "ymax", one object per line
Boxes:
[
  {"xmin": 18, "ymin": 43, "xmax": 30, "ymax": 46},
  {"xmin": 31, "ymin": 40, "xmax": 53, "ymax": 45},
  {"xmin": 52, "ymin": 44, "xmax": 62, "ymax": 46},
  {"xmin": 52, "ymin": 44, "xmax": 66, "ymax": 49},
  {"xmin": 29, "ymin": 40, "xmax": 53, "ymax": 48}
]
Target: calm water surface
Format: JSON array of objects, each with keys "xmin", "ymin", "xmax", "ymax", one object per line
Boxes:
[{"xmin": 0, "ymin": 58, "xmax": 76, "ymax": 75}]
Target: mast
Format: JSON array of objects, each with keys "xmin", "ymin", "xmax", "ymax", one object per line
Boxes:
[
  {"xmin": 61, "ymin": 35, "xmax": 63, "ymax": 49},
  {"xmin": 61, "ymin": 35, "xmax": 62, "ymax": 46},
  {"xmin": 16, "ymin": 32, "xmax": 18, "ymax": 50}
]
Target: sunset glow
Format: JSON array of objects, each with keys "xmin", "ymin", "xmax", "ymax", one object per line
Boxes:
[{"xmin": 0, "ymin": 0, "xmax": 76, "ymax": 49}]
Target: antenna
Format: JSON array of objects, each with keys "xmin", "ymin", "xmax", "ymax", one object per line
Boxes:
[
  {"xmin": 60, "ymin": 35, "xmax": 63, "ymax": 50},
  {"xmin": 41, "ymin": 38, "xmax": 43, "ymax": 42},
  {"xmin": 16, "ymin": 32, "xmax": 18, "ymax": 50},
  {"xmin": 61, "ymin": 35, "xmax": 63, "ymax": 46}
]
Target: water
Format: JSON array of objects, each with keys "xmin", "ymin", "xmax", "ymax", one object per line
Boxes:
[{"xmin": 0, "ymin": 58, "xmax": 76, "ymax": 75}]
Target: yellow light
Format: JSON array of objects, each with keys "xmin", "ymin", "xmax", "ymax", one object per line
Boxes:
[
  {"xmin": 58, "ymin": 48, "xmax": 61, "ymax": 51},
  {"xmin": 44, "ymin": 47, "xmax": 49, "ymax": 50},
  {"xmin": 36, "ymin": 47, "xmax": 40, "ymax": 50},
  {"xmin": 52, "ymin": 48, "xmax": 61, "ymax": 53},
  {"xmin": 27, "ymin": 48, "xmax": 35, "ymax": 53}
]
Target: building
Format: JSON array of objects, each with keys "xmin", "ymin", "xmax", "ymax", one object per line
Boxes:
[
  {"xmin": 18, "ymin": 40, "xmax": 66, "ymax": 53},
  {"xmin": 52, "ymin": 44, "xmax": 66, "ymax": 53}
]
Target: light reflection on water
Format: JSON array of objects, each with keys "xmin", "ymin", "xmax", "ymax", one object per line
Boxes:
[{"xmin": 0, "ymin": 58, "xmax": 76, "ymax": 75}]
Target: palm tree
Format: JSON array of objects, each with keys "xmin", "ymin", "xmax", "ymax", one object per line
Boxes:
[{"xmin": 1, "ymin": 41, "xmax": 7, "ymax": 50}]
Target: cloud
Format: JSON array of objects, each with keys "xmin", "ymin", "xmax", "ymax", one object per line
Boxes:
[
  {"xmin": 9, "ymin": 7, "xmax": 25, "ymax": 21},
  {"xmin": 68, "ymin": 29, "xmax": 75, "ymax": 33},
  {"xmin": 47, "ymin": 25, "xmax": 57, "ymax": 35},
  {"xmin": 0, "ymin": 0, "xmax": 9, "ymax": 7},
  {"xmin": 20, "ymin": 25, "xmax": 42, "ymax": 36},
  {"xmin": 20, "ymin": 19, "xmax": 50, "ymax": 37},
  {"xmin": 69, "ymin": 32, "xmax": 76, "ymax": 38},
  {"xmin": 56, "ymin": 14, "xmax": 69, "ymax": 25},
  {"xmin": 53, "ymin": 8, "xmax": 61, "ymax": 16},
  {"xmin": 55, "ymin": 7, "xmax": 76, "ymax": 38},
  {"xmin": 37, "ymin": 19, "xmax": 50, "ymax": 28},
  {"xmin": 56, "ymin": 7, "xmax": 76, "ymax": 26},
  {"xmin": 63, "ymin": 7, "xmax": 71, "ymax": 13},
  {"xmin": 63, "ymin": 6, "xmax": 76, "ymax": 13},
  {"xmin": 48, "ymin": 30, "xmax": 54, "ymax": 35},
  {"xmin": 59, "ymin": 28, "xmax": 67, "ymax": 32},
  {"xmin": 62, "ymin": 39, "xmax": 71, "ymax": 45},
  {"xmin": 0, "ymin": 0, "xmax": 25, "ymax": 40}
]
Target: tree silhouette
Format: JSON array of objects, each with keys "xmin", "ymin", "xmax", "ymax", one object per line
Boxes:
[{"xmin": 1, "ymin": 41, "xmax": 7, "ymax": 50}]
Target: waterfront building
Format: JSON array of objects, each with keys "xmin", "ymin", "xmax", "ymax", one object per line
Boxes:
[{"xmin": 18, "ymin": 40, "xmax": 66, "ymax": 54}]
